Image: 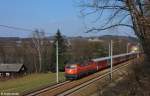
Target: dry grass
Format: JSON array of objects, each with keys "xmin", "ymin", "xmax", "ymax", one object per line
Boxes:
[
  {"xmin": 0, "ymin": 72, "xmax": 65, "ymax": 94},
  {"xmin": 97, "ymin": 58, "xmax": 150, "ymax": 96}
]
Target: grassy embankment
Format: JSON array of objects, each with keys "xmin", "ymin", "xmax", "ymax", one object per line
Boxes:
[
  {"xmin": 0, "ymin": 72, "xmax": 65, "ymax": 94},
  {"xmin": 96, "ymin": 57, "xmax": 150, "ymax": 96}
]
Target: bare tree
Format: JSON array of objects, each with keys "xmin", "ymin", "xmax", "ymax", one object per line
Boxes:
[
  {"xmin": 32, "ymin": 29, "xmax": 45, "ymax": 72},
  {"xmin": 0, "ymin": 44, "xmax": 6, "ymax": 63},
  {"xmin": 79, "ymin": 0, "xmax": 150, "ymax": 60}
]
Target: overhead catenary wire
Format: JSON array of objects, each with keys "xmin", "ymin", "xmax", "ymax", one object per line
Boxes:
[
  {"xmin": 0, "ymin": 24, "xmax": 55, "ymax": 36},
  {"xmin": 0, "ymin": 24, "xmax": 34, "ymax": 32}
]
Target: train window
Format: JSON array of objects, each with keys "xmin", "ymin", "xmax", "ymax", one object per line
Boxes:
[
  {"xmin": 80, "ymin": 61, "xmax": 89, "ymax": 66},
  {"xmin": 66, "ymin": 64, "xmax": 77, "ymax": 69},
  {"xmin": 80, "ymin": 63, "xmax": 85, "ymax": 66}
]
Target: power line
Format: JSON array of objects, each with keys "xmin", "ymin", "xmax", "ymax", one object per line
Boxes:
[
  {"xmin": 0, "ymin": 24, "xmax": 60, "ymax": 36},
  {"xmin": 0, "ymin": 24, "xmax": 34, "ymax": 32}
]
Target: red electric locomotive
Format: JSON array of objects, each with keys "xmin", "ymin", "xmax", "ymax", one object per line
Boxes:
[{"xmin": 65, "ymin": 61, "xmax": 97, "ymax": 79}]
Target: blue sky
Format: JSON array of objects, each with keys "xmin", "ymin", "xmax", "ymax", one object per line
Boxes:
[{"xmin": 0, "ymin": 0, "xmax": 136, "ymax": 37}]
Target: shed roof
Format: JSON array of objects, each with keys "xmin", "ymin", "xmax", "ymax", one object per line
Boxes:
[{"xmin": 0, "ymin": 64, "xmax": 24, "ymax": 72}]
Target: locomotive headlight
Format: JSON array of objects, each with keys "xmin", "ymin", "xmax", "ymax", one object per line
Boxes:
[
  {"xmin": 131, "ymin": 46, "xmax": 138, "ymax": 52},
  {"xmin": 133, "ymin": 47, "xmax": 138, "ymax": 51}
]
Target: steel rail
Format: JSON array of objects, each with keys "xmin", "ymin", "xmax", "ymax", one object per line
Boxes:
[{"xmin": 25, "ymin": 81, "xmax": 70, "ymax": 96}]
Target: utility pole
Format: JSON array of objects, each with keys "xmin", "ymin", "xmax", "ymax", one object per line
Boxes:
[
  {"xmin": 127, "ymin": 43, "xmax": 129, "ymax": 53},
  {"xmin": 137, "ymin": 43, "xmax": 140, "ymax": 58},
  {"xmin": 110, "ymin": 40, "xmax": 113, "ymax": 80},
  {"xmin": 109, "ymin": 41, "xmax": 111, "ymax": 57},
  {"xmin": 56, "ymin": 40, "xmax": 59, "ymax": 83}
]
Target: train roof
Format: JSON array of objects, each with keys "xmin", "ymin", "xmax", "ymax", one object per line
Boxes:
[
  {"xmin": 91, "ymin": 52, "xmax": 137, "ymax": 62},
  {"xmin": 92, "ymin": 57, "xmax": 110, "ymax": 62},
  {"xmin": 112, "ymin": 52, "xmax": 133, "ymax": 58}
]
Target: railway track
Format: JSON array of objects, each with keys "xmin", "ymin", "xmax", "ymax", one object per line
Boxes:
[
  {"xmin": 25, "ymin": 59, "xmax": 135, "ymax": 96},
  {"xmin": 25, "ymin": 81, "xmax": 70, "ymax": 96},
  {"xmin": 57, "ymin": 61, "xmax": 131, "ymax": 96}
]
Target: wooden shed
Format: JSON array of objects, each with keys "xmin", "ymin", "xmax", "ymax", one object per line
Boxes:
[{"xmin": 0, "ymin": 64, "xmax": 26, "ymax": 78}]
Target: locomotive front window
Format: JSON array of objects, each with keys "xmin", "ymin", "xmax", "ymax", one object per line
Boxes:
[{"xmin": 66, "ymin": 65, "xmax": 77, "ymax": 69}]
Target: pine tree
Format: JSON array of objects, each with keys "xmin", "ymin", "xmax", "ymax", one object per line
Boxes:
[{"xmin": 50, "ymin": 29, "xmax": 67, "ymax": 72}]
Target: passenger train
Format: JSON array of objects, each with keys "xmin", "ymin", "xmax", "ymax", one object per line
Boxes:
[{"xmin": 65, "ymin": 52, "xmax": 139, "ymax": 79}]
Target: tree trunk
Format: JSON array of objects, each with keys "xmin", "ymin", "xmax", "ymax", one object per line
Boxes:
[
  {"xmin": 126, "ymin": 0, "xmax": 150, "ymax": 61},
  {"xmin": 38, "ymin": 50, "xmax": 42, "ymax": 72}
]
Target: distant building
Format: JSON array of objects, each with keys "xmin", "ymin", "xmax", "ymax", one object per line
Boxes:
[
  {"xmin": 88, "ymin": 38, "xmax": 104, "ymax": 42},
  {"xmin": 0, "ymin": 64, "xmax": 26, "ymax": 78}
]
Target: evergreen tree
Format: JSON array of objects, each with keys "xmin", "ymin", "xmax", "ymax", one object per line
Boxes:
[{"xmin": 50, "ymin": 29, "xmax": 67, "ymax": 72}]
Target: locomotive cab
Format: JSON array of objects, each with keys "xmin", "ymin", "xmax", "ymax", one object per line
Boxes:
[{"xmin": 65, "ymin": 64, "xmax": 79, "ymax": 79}]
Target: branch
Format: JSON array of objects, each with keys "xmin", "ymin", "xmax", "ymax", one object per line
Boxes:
[
  {"xmin": 118, "ymin": 13, "xmax": 130, "ymax": 24},
  {"xmin": 100, "ymin": 9, "xmax": 124, "ymax": 27},
  {"xmin": 82, "ymin": 5, "xmax": 129, "ymax": 11},
  {"xmin": 86, "ymin": 24, "xmax": 133, "ymax": 33},
  {"xmin": 81, "ymin": 9, "xmax": 98, "ymax": 17},
  {"xmin": 92, "ymin": 0, "xmax": 110, "ymax": 21}
]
